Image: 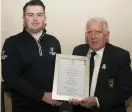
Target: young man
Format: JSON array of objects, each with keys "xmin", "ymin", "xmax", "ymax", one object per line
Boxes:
[
  {"xmin": 2, "ymin": 0, "xmax": 62, "ymax": 112},
  {"xmin": 70, "ymin": 17, "xmax": 132, "ymax": 112}
]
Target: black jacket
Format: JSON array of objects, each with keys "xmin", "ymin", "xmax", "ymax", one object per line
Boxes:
[
  {"xmin": 2, "ymin": 29, "xmax": 61, "ymax": 111},
  {"xmin": 72, "ymin": 43, "xmax": 132, "ymax": 112}
]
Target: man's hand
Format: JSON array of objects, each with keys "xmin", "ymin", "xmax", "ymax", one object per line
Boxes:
[
  {"xmin": 80, "ymin": 97, "xmax": 97, "ymax": 109},
  {"xmin": 69, "ymin": 98, "xmax": 81, "ymax": 105},
  {"xmin": 69, "ymin": 97, "xmax": 97, "ymax": 109},
  {"xmin": 42, "ymin": 92, "xmax": 62, "ymax": 106}
]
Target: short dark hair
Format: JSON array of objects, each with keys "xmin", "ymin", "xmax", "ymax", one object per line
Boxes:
[{"xmin": 23, "ymin": 0, "xmax": 45, "ymax": 16}]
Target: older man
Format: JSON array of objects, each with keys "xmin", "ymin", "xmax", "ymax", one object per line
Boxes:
[{"xmin": 71, "ymin": 17, "xmax": 132, "ymax": 112}]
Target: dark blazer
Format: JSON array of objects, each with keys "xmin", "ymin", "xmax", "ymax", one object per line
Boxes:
[{"xmin": 72, "ymin": 43, "xmax": 132, "ymax": 112}]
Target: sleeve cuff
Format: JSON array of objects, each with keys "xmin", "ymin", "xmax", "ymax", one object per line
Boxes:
[{"xmin": 95, "ymin": 97, "xmax": 100, "ymax": 108}]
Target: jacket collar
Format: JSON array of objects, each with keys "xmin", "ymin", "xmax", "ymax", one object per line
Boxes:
[{"xmin": 22, "ymin": 27, "xmax": 46, "ymax": 41}]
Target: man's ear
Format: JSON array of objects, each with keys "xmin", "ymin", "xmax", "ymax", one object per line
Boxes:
[
  {"xmin": 43, "ymin": 23, "xmax": 47, "ymax": 28},
  {"xmin": 22, "ymin": 16, "xmax": 25, "ymax": 27},
  {"xmin": 43, "ymin": 16, "xmax": 47, "ymax": 28},
  {"xmin": 105, "ymin": 31, "xmax": 110, "ymax": 42},
  {"xmin": 85, "ymin": 32, "xmax": 88, "ymax": 43}
]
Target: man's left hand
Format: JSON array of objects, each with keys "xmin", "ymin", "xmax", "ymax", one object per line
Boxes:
[{"xmin": 80, "ymin": 97, "xmax": 97, "ymax": 109}]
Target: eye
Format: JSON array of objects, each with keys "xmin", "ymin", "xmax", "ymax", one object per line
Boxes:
[
  {"xmin": 86, "ymin": 31, "xmax": 92, "ymax": 35},
  {"xmin": 27, "ymin": 14, "xmax": 33, "ymax": 17},
  {"xmin": 28, "ymin": 15, "xmax": 33, "ymax": 17},
  {"xmin": 95, "ymin": 30, "xmax": 103, "ymax": 34},
  {"xmin": 88, "ymin": 31, "xmax": 92, "ymax": 33},
  {"xmin": 37, "ymin": 13, "xmax": 43, "ymax": 17},
  {"xmin": 38, "ymin": 14, "xmax": 42, "ymax": 16}
]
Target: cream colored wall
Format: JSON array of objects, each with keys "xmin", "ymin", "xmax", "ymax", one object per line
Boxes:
[
  {"xmin": 1, "ymin": 0, "xmax": 132, "ymax": 58},
  {"xmin": 0, "ymin": 0, "xmax": 1, "ymax": 82},
  {"xmin": 1, "ymin": 1, "xmax": 132, "ymax": 111}
]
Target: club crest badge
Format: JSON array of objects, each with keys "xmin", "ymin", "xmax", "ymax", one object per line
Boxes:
[
  {"xmin": 49, "ymin": 47, "xmax": 56, "ymax": 56},
  {"xmin": 109, "ymin": 79, "xmax": 114, "ymax": 88},
  {"xmin": 102, "ymin": 64, "xmax": 106, "ymax": 69},
  {"xmin": 1, "ymin": 50, "xmax": 7, "ymax": 60}
]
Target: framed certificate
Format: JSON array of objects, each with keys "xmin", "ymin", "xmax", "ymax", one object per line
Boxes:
[{"xmin": 52, "ymin": 54, "xmax": 90, "ymax": 101}]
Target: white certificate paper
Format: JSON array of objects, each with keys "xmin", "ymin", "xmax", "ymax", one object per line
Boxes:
[
  {"xmin": 58, "ymin": 59, "xmax": 85, "ymax": 96},
  {"xmin": 52, "ymin": 54, "xmax": 89, "ymax": 101}
]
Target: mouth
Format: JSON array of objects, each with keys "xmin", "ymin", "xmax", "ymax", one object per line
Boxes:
[
  {"xmin": 32, "ymin": 23, "xmax": 39, "ymax": 26},
  {"xmin": 91, "ymin": 41, "xmax": 97, "ymax": 44}
]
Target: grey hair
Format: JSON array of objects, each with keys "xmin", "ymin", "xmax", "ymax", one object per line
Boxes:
[{"xmin": 86, "ymin": 17, "xmax": 109, "ymax": 32}]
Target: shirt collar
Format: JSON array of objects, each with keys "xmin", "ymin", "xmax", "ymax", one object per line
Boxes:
[
  {"xmin": 89, "ymin": 47, "xmax": 105, "ymax": 57},
  {"xmin": 26, "ymin": 28, "xmax": 43, "ymax": 40},
  {"xmin": 25, "ymin": 28, "xmax": 46, "ymax": 41}
]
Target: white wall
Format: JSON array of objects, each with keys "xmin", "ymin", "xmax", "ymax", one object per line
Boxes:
[{"xmin": 1, "ymin": 0, "xmax": 132, "ymax": 66}]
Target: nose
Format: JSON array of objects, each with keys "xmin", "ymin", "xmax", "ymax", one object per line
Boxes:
[
  {"xmin": 33, "ymin": 15, "xmax": 37, "ymax": 21},
  {"xmin": 91, "ymin": 31, "xmax": 96, "ymax": 39}
]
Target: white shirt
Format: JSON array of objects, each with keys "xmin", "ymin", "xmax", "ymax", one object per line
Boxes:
[
  {"xmin": 88, "ymin": 47, "xmax": 105, "ymax": 107},
  {"xmin": 26, "ymin": 29, "xmax": 43, "ymax": 41}
]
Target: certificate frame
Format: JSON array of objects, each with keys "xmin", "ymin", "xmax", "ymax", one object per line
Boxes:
[{"xmin": 52, "ymin": 54, "xmax": 90, "ymax": 101}]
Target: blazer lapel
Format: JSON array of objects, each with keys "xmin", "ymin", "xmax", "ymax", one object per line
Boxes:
[
  {"xmin": 94, "ymin": 43, "xmax": 111, "ymax": 95},
  {"xmin": 99, "ymin": 43, "xmax": 110, "ymax": 73}
]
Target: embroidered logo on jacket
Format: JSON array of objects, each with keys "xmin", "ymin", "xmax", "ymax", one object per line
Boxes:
[
  {"xmin": 1, "ymin": 50, "xmax": 7, "ymax": 60},
  {"xmin": 49, "ymin": 47, "xmax": 56, "ymax": 56}
]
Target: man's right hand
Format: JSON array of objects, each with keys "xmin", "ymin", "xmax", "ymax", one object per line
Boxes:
[{"xmin": 42, "ymin": 92, "xmax": 62, "ymax": 106}]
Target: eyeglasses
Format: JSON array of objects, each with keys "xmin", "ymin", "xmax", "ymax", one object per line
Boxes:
[{"xmin": 86, "ymin": 30, "xmax": 103, "ymax": 36}]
